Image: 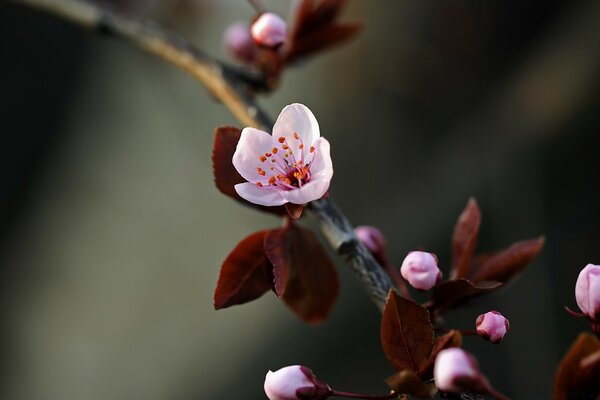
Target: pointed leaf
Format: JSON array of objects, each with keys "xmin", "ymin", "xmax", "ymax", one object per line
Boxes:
[
  {"xmin": 553, "ymin": 333, "xmax": 600, "ymax": 400},
  {"xmin": 212, "ymin": 126, "xmax": 286, "ymax": 216},
  {"xmin": 451, "ymin": 198, "xmax": 481, "ymax": 279},
  {"xmin": 468, "ymin": 237, "xmax": 545, "ymax": 283},
  {"xmin": 381, "ymin": 290, "xmax": 434, "ymax": 374},
  {"xmin": 419, "ymin": 330, "xmax": 463, "ymax": 379},
  {"xmin": 286, "ymin": 23, "xmax": 362, "ymax": 62},
  {"xmin": 214, "ymin": 230, "xmax": 273, "ymax": 309},
  {"xmin": 428, "ymin": 279, "xmax": 502, "ymax": 314},
  {"xmin": 385, "ymin": 370, "xmax": 436, "ymax": 398},
  {"xmin": 264, "ymin": 224, "xmax": 339, "ymax": 324}
]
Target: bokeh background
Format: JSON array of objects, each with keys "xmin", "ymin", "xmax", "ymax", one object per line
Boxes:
[{"xmin": 1, "ymin": 0, "xmax": 600, "ymax": 399}]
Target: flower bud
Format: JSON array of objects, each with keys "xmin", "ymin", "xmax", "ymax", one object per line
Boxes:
[
  {"xmin": 434, "ymin": 348, "xmax": 479, "ymax": 393},
  {"xmin": 575, "ymin": 263, "xmax": 600, "ymax": 321},
  {"xmin": 400, "ymin": 251, "xmax": 442, "ymax": 291},
  {"xmin": 223, "ymin": 21, "xmax": 256, "ymax": 63},
  {"xmin": 476, "ymin": 311, "xmax": 509, "ymax": 344},
  {"xmin": 251, "ymin": 12, "xmax": 288, "ymax": 47},
  {"xmin": 355, "ymin": 226, "xmax": 389, "ymax": 265},
  {"xmin": 264, "ymin": 365, "xmax": 317, "ymax": 400}
]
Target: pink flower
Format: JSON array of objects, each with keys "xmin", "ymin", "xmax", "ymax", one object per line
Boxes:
[
  {"xmin": 232, "ymin": 103, "xmax": 333, "ymax": 206},
  {"xmin": 476, "ymin": 311, "xmax": 510, "ymax": 344},
  {"xmin": 251, "ymin": 12, "xmax": 288, "ymax": 47},
  {"xmin": 264, "ymin": 365, "xmax": 317, "ymax": 400},
  {"xmin": 400, "ymin": 251, "xmax": 442, "ymax": 291},
  {"xmin": 355, "ymin": 226, "xmax": 388, "ymax": 262},
  {"xmin": 575, "ymin": 263, "xmax": 600, "ymax": 321},
  {"xmin": 223, "ymin": 21, "xmax": 256, "ymax": 63},
  {"xmin": 434, "ymin": 348, "xmax": 479, "ymax": 393}
]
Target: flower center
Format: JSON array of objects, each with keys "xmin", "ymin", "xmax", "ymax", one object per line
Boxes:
[{"xmin": 255, "ymin": 133, "xmax": 316, "ymax": 190}]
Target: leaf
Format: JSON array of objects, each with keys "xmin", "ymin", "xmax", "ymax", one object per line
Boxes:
[
  {"xmin": 286, "ymin": 0, "xmax": 361, "ymax": 63},
  {"xmin": 286, "ymin": 23, "xmax": 362, "ymax": 62},
  {"xmin": 553, "ymin": 333, "xmax": 600, "ymax": 400},
  {"xmin": 428, "ymin": 279, "xmax": 502, "ymax": 314},
  {"xmin": 419, "ymin": 330, "xmax": 463, "ymax": 379},
  {"xmin": 385, "ymin": 370, "xmax": 436, "ymax": 398},
  {"xmin": 212, "ymin": 126, "xmax": 286, "ymax": 216},
  {"xmin": 214, "ymin": 230, "xmax": 273, "ymax": 309},
  {"xmin": 264, "ymin": 224, "xmax": 339, "ymax": 324},
  {"xmin": 451, "ymin": 198, "xmax": 481, "ymax": 279},
  {"xmin": 468, "ymin": 237, "xmax": 545, "ymax": 283},
  {"xmin": 381, "ymin": 290, "xmax": 434, "ymax": 374}
]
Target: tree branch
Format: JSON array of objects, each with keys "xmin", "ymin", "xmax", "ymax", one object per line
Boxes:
[{"xmin": 10, "ymin": 0, "xmax": 395, "ymax": 311}]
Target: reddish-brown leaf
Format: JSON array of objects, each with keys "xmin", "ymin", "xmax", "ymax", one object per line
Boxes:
[
  {"xmin": 264, "ymin": 224, "xmax": 339, "ymax": 324},
  {"xmin": 451, "ymin": 198, "xmax": 481, "ymax": 279},
  {"xmin": 553, "ymin": 333, "xmax": 600, "ymax": 400},
  {"xmin": 212, "ymin": 126, "xmax": 286, "ymax": 216},
  {"xmin": 385, "ymin": 370, "xmax": 436, "ymax": 398},
  {"xmin": 428, "ymin": 279, "xmax": 502, "ymax": 314},
  {"xmin": 286, "ymin": 23, "xmax": 362, "ymax": 62},
  {"xmin": 381, "ymin": 290, "xmax": 434, "ymax": 374},
  {"xmin": 419, "ymin": 330, "xmax": 463, "ymax": 379},
  {"xmin": 214, "ymin": 230, "xmax": 273, "ymax": 309},
  {"xmin": 468, "ymin": 237, "xmax": 545, "ymax": 283}
]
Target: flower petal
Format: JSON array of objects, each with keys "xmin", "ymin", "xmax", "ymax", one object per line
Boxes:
[
  {"xmin": 232, "ymin": 127, "xmax": 276, "ymax": 183},
  {"xmin": 235, "ymin": 182, "xmax": 287, "ymax": 206},
  {"xmin": 307, "ymin": 137, "xmax": 333, "ymax": 181},
  {"xmin": 272, "ymin": 103, "xmax": 320, "ymax": 162}
]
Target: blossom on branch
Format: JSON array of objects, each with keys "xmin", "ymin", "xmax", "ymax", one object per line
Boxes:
[
  {"xmin": 252, "ymin": 12, "xmax": 288, "ymax": 48},
  {"xmin": 232, "ymin": 103, "xmax": 333, "ymax": 207},
  {"xmin": 575, "ymin": 263, "xmax": 600, "ymax": 321},
  {"xmin": 400, "ymin": 251, "xmax": 442, "ymax": 291},
  {"xmin": 476, "ymin": 310, "xmax": 510, "ymax": 344}
]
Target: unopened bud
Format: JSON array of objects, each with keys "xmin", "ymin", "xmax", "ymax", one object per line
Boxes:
[
  {"xmin": 265, "ymin": 365, "xmax": 331, "ymax": 400},
  {"xmin": 476, "ymin": 311, "xmax": 509, "ymax": 344},
  {"xmin": 434, "ymin": 348, "xmax": 479, "ymax": 393},
  {"xmin": 223, "ymin": 21, "xmax": 256, "ymax": 63},
  {"xmin": 355, "ymin": 226, "xmax": 389, "ymax": 265},
  {"xmin": 251, "ymin": 12, "xmax": 288, "ymax": 47},
  {"xmin": 400, "ymin": 251, "xmax": 442, "ymax": 291},
  {"xmin": 575, "ymin": 263, "xmax": 600, "ymax": 321}
]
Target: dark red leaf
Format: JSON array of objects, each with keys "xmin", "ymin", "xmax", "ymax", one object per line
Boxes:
[
  {"xmin": 381, "ymin": 290, "xmax": 434, "ymax": 374},
  {"xmin": 296, "ymin": 0, "xmax": 348, "ymax": 36},
  {"xmin": 468, "ymin": 237, "xmax": 545, "ymax": 283},
  {"xmin": 384, "ymin": 370, "xmax": 436, "ymax": 398},
  {"xmin": 212, "ymin": 126, "xmax": 286, "ymax": 216},
  {"xmin": 553, "ymin": 333, "xmax": 600, "ymax": 400},
  {"xmin": 264, "ymin": 224, "xmax": 339, "ymax": 324},
  {"xmin": 451, "ymin": 198, "xmax": 481, "ymax": 279},
  {"xmin": 214, "ymin": 230, "xmax": 273, "ymax": 309},
  {"xmin": 419, "ymin": 330, "xmax": 463, "ymax": 379},
  {"xmin": 428, "ymin": 279, "xmax": 502, "ymax": 314},
  {"xmin": 286, "ymin": 23, "xmax": 362, "ymax": 63}
]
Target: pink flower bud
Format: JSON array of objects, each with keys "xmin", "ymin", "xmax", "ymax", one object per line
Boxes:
[
  {"xmin": 355, "ymin": 226, "xmax": 389, "ymax": 265},
  {"xmin": 575, "ymin": 263, "xmax": 600, "ymax": 321},
  {"xmin": 223, "ymin": 21, "xmax": 256, "ymax": 63},
  {"xmin": 476, "ymin": 311, "xmax": 510, "ymax": 344},
  {"xmin": 434, "ymin": 348, "xmax": 479, "ymax": 393},
  {"xmin": 251, "ymin": 12, "xmax": 288, "ymax": 47},
  {"xmin": 400, "ymin": 251, "xmax": 442, "ymax": 291},
  {"xmin": 264, "ymin": 365, "xmax": 317, "ymax": 400}
]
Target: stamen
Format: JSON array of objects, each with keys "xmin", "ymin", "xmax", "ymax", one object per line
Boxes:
[
  {"xmin": 282, "ymin": 144, "xmax": 289, "ymax": 150},
  {"xmin": 278, "ymin": 137, "xmax": 285, "ymax": 143},
  {"xmin": 293, "ymin": 132, "xmax": 299, "ymax": 140},
  {"xmin": 272, "ymin": 147, "xmax": 278, "ymax": 154},
  {"xmin": 257, "ymin": 167, "xmax": 266, "ymax": 176},
  {"xmin": 265, "ymin": 152, "xmax": 272, "ymax": 157},
  {"xmin": 268, "ymin": 176, "xmax": 276, "ymax": 185},
  {"xmin": 259, "ymin": 155, "xmax": 267, "ymax": 162},
  {"xmin": 285, "ymin": 178, "xmax": 291, "ymax": 185},
  {"xmin": 256, "ymin": 182, "xmax": 263, "ymax": 187},
  {"xmin": 299, "ymin": 144, "xmax": 304, "ymax": 149},
  {"xmin": 309, "ymin": 146, "xmax": 315, "ymax": 153}
]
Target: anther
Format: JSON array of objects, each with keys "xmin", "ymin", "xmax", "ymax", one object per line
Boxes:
[
  {"xmin": 293, "ymin": 132, "xmax": 299, "ymax": 140},
  {"xmin": 256, "ymin": 182, "xmax": 263, "ymax": 187},
  {"xmin": 299, "ymin": 144, "xmax": 304, "ymax": 149},
  {"xmin": 278, "ymin": 137, "xmax": 285, "ymax": 143},
  {"xmin": 268, "ymin": 176, "xmax": 276, "ymax": 185},
  {"xmin": 282, "ymin": 144, "xmax": 289, "ymax": 150},
  {"xmin": 309, "ymin": 146, "xmax": 315, "ymax": 153},
  {"xmin": 272, "ymin": 147, "xmax": 278, "ymax": 154},
  {"xmin": 259, "ymin": 155, "xmax": 267, "ymax": 162},
  {"xmin": 265, "ymin": 152, "xmax": 272, "ymax": 157}
]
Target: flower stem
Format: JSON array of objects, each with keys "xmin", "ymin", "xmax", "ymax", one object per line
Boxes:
[
  {"xmin": 435, "ymin": 327, "xmax": 478, "ymax": 336},
  {"xmin": 329, "ymin": 390, "xmax": 398, "ymax": 399}
]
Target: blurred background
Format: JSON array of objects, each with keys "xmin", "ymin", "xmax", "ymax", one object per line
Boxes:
[{"xmin": 1, "ymin": 0, "xmax": 600, "ymax": 399}]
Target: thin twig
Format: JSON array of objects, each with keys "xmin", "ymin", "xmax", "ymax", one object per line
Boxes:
[{"xmin": 10, "ymin": 0, "xmax": 395, "ymax": 311}]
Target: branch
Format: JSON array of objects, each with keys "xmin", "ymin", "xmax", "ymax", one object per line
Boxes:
[{"xmin": 11, "ymin": 0, "xmax": 395, "ymax": 311}]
